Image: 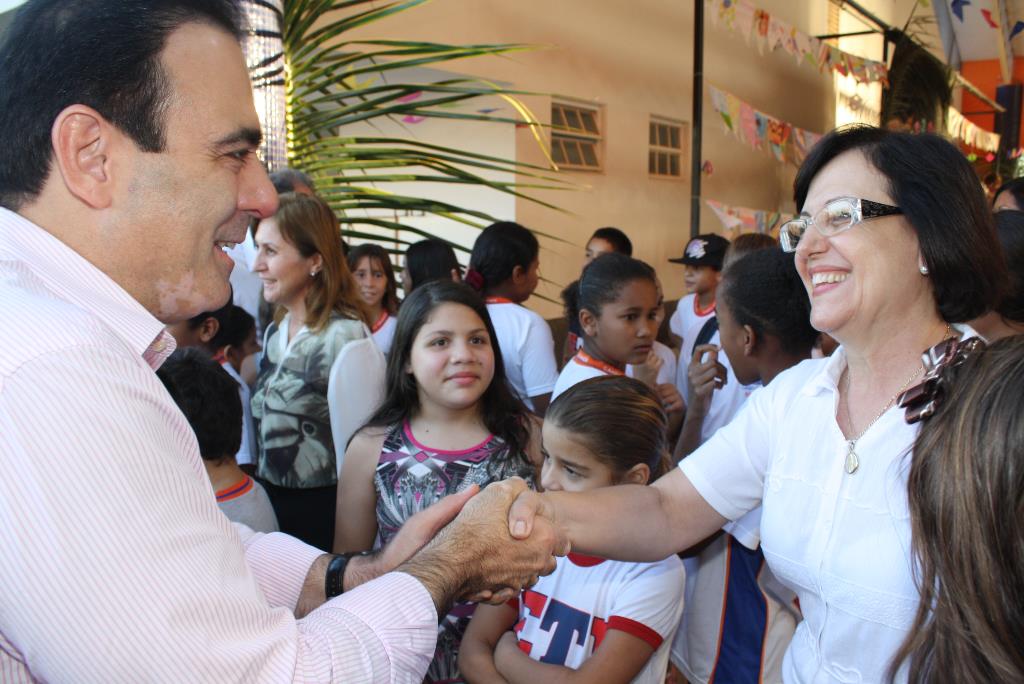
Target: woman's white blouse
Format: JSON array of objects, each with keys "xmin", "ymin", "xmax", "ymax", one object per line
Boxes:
[{"xmin": 679, "ymin": 348, "xmax": 917, "ymax": 683}]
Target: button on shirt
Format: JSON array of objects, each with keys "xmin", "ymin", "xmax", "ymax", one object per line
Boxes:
[
  {"xmin": 679, "ymin": 350, "xmax": 917, "ymax": 683},
  {"xmin": 0, "ymin": 208, "xmax": 437, "ymax": 682}
]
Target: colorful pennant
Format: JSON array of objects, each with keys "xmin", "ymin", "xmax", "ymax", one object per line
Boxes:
[
  {"xmin": 708, "ymin": 84, "xmax": 823, "ymax": 166},
  {"xmin": 706, "ymin": 0, "xmax": 889, "ymax": 86},
  {"xmin": 947, "ymin": 105, "xmax": 1000, "ymax": 153},
  {"xmin": 706, "ymin": 199, "xmax": 793, "ymax": 237}
]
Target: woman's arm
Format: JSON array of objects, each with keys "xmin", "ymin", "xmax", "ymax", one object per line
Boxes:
[
  {"xmin": 332, "ymin": 428, "xmax": 387, "ymax": 553},
  {"xmin": 510, "ymin": 468, "xmax": 726, "ymax": 562},
  {"xmin": 459, "ymin": 602, "xmax": 519, "ymax": 684},
  {"xmin": 494, "ymin": 630, "xmax": 655, "ymax": 684}
]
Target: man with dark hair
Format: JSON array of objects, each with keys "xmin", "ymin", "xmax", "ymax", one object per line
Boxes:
[
  {"xmin": 0, "ymin": 1, "xmax": 565, "ymax": 681},
  {"xmin": 270, "ymin": 167, "xmax": 317, "ymax": 196}
]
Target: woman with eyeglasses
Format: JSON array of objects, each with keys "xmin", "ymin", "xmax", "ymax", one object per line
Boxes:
[{"xmin": 504, "ymin": 125, "xmax": 1008, "ymax": 683}]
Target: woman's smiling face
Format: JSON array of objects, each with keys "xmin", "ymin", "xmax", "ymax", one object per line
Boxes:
[{"xmin": 794, "ymin": 149, "xmax": 931, "ymax": 343}]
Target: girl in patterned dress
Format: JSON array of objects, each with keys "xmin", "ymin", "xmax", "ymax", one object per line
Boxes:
[{"xmin": 334, "ymin": 280, "xmax": 542, "ymax": 683}]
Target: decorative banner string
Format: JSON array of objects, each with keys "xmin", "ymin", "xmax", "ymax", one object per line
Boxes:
[
  {"xmin": 706, "ymin": 0, "xmax": 889, "ymax": 86},
  {"xmin": 707, "ymin": 84, "xmax": 823, "ymax": 166},
  {"xmin": 947, "ymin": 105, "xmax": 1000, "ymax": 153},
  {"xmin": 706, "ymin": 199, "xmax": 794, "ymax": 236}
]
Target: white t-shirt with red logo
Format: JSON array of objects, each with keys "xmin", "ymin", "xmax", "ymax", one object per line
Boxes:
[
  {"xmin": 511, "ymin": 552, "xmax": 685, "ymax": 684},
  {"xmin": 370, "ymin": 312, "xmax": 397, "ymax": 356}
]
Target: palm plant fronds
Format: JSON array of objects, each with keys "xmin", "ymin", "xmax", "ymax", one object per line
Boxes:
[{"xmin": 249, "ymin": 0, "xmax": 569, "ymax": 259}]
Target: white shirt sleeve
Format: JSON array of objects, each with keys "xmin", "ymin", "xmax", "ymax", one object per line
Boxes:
[
  {"xmin": 605, "ymin": 559, "xmax": 686, "ymax": 647},
  {"xmin": 678, "ymin": 381, "xmax": 775, "ymax": 522},
  {"xmin": 0, "ymin": 347, "xmax": 436, "ymax": 683},
  {"xmin": 520, "ymin": 311, "xmax": 559, "ymax": 398}
]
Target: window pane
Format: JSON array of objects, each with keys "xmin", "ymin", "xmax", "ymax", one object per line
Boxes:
[
  {"xmin": 565, "ymin": 139, "xmax": 583, "ymax": 165},
  {"xmin": 551, "ymin": 139, "xmax": 566, "ymax": 164},
  {"xmin": 658, "ymin": 125, "xmax": 669, "ymax": 147},
  {"xmin": 581, "ymin": 142, "xmax": 598, "ymax": 167},
  {"xmin": 669, "ymin": 153, "xmax": 680, "ymax": 176},
  {"xmin": 565, "ymin": 109, "xmax": 582, "ymax": 132},
  {"xmin": 581, "ymin": 111, "xmax": 598, "ymax": 134},
  {"xmin": 670, "ymin": 126, "xmax": 680, "ymax": 149},
  {"xmin": 658, "ymin": 152, "xmax": 668, "ymax": 175},
  {"xmin": 649, "ymin": 150, "xmax": 657, "ymax": 173},
  {"xmin": 649, "ymin": 122, "xmax": 657, "ymax": 145},
  {"xmin": 551, "ymin": 106, "xmax": 565, "ymax": 129}
]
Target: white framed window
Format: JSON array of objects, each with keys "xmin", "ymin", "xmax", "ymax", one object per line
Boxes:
[
  {"xmin": 551, "ymin": 100, "xmax": 602, "ymax": 171},
  {"xmin": 649, "ymin": 117, "xmax": 685, "ymax": 178}
]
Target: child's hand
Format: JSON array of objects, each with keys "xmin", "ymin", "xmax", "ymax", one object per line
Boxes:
[
  {"xmin": 656, "ymin": 383, "xmax": 685, "ymax": 415},
  {"xmin": 633, "ymin": 349, "xmax": 664, "ymax": 388},
  {"xmin": 494, "ymin": 631, "xmax": 522, "ymax": 675},
  {"xmin": 687, "ymin": 344, "xmax": 727, "ymax": 417}
]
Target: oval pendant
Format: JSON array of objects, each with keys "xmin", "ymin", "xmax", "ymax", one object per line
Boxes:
[{"xmin": 845, "ymin": 445, "xmax": 860, "ymax": 475}]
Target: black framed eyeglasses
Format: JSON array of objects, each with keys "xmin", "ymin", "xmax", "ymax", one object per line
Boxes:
[{"xmin": 780, "ymin": 197, "xmax": 903, "ymax": 253}]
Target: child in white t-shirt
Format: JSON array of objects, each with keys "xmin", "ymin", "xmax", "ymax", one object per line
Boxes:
[
  {"xmin": 348, "ymin": 243, "xmax": 401, "ymax": 356},
  {"xmin": 552, "ymin": 255, "xmax": 684, "ymax": 439},
  {"xmin": 460, "ymin": 375, "xmax": 685, "ymax": 684},
  {"xmin": 467, "ymin": 221, "xmax": 559, "ymax": 415}
]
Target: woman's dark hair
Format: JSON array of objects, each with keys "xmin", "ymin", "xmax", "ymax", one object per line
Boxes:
[
  {"xmin": 992, "ymin": 210, "xmax": 1024, "ymax": 323},
  {"xmin": 0, "ymin": 0, "xmax": 243, "ymax": 209},
  {"xmin": 208, "ymin": 304, "xmax": 256, "ymax": 352},
  {"xmin": 994, "ymin": 177, "xmax": 1024, "ymax": 211},
  {"xmin": 891, "ymin": 335, "xmax": 1024, "ymax": 682},
  {"xmin": 467, "ymin": 221, "xmax": 539, "ymax": 293},
  {"xmin": 590, "ymin": 227, "xmax": 633, "ymax": 256},
  {"xmin": 547, "ymin": 376, "xmax": 670, "ymax": 480},
  {"xmin": 720, "ymin": 249, "xmax": 818, "ymax": 357},
  {"xmin": 358, "ymin": 280, "xmax": 530, "ymax": 460},
  {"xmin": 794, "ymin": 125, "xmax": 1006, "ymax": 323},
  {"xmin": 157, "ymin": 348, "xmax": 243, "ymax": 462},
  {"xmin": 578, "ymin": 252, "xmax": 657, "ymax": 319},
  {"xmin": 405, "ymin": 239, "xmax": 461, "ymax": 292},
  {"xmin": 561, "ymin": 280, "xmax": 582, "ymax": 329},
  {"xmin": 347, "ymin": 243, "xmax": 400, "ymax": 315}
]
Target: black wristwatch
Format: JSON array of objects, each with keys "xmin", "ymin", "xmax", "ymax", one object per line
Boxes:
[{"xmin": 325, "ymin": 551, "xmax": 372, "ymax": 598}]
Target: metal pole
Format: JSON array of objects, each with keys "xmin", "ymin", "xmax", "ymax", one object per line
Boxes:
[{"xmin": 690, "ymin": 0, "xmax": 704, "ymax": 238}]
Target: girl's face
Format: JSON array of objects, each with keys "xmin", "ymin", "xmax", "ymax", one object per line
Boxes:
[
  {"xmin": 582, "ymin": 278, "xmax": 660, "ymax": 365},
  {"xmin": 513, "ymin": 257, "xmax": 541, "ymax": 301},
  {"xmin": 407, "ymin": 302, "xmax": 495, "ymax": 411},
  {"xmin": 716, "ymin": 295, "xmax": 759, "ymax": 385},
  {"xmin": 540, "ymin": 422, "xmax": 619, "ymax": 492},
  {"xmin": 253, "ymin": 217, "xmax": 319, "ymax": 310},
  {"xmin": 352, "ymin": 256, "xmax": 388, "ymax": 309},
  {"xmin": 584, "ymin": 237, "xmax": 616, "ymax": 266}
]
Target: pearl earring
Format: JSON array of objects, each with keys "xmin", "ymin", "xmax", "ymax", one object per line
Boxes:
[
  {"xmin": 919, "ymin": 264, "xmax": 929, "ymax": 276},
  {"xmin": 310, "ymin": 270, "xmax": 317, "ymax": 277}
]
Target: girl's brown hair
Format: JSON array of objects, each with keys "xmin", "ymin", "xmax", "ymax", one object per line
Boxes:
[
  {"xmin": 268, "ymin": 193, "xmax": 368, "ymax": 331},
  {"xmin": 891, "ymin": 334, "xmax": 1024, "ymax": 682},
  {"xmin": 545, "ymin": 375, "xmax": 671, "ymax": 481}
]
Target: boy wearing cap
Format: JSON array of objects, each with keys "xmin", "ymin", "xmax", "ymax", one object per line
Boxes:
[{"xmin": 667, "ymin": 234, "xmax": 729, "ymax": 357}]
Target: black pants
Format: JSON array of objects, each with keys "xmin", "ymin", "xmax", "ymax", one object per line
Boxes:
[{"xmin": 260, "ymin": 481, "xmax": 337, "ymax": 552}]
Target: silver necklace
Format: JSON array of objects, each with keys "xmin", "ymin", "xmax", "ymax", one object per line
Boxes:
[{"xmin": 840, "ymin": 365, "xmax": 922, "ymax": 475}]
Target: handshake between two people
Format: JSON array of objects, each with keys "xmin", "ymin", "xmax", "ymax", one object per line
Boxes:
[{"xmin": 390, "ymin": 478, "xmax": 567, "ymax": 612}]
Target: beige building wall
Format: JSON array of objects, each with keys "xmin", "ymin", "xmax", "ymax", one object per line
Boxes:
[{"xmin": 342, "ymin": 1, "xmax": 868, "ymax": 317}]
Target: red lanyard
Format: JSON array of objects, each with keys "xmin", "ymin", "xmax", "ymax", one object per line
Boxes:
[
  {"xmin": 485, "ymin": 296, "xmax": 515, "ymax": 305},
  {"xmin": 573, "ymin": 350, "xmax": 625, "ymax": 376},
  {"xmin": 693, "ymin": 296, "xmax": 716, "ymax": 317},
  {"xmin": 371, "ymin": 311, "xmax": 389, "ymax": 333}
]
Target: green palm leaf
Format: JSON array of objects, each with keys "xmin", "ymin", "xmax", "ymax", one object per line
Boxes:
[{"xmin": 248, "ymin": 0, "xmax": 568, "ymax": 269}]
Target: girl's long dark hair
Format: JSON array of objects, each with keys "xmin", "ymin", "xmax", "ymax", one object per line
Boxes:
[
  {"xmin": 891, "ymin": 335, "xmax": 1024, "ymax": 682},
  {"xmin": 357, "ymin": 280, "xmax": 530, "ymax": 460}
]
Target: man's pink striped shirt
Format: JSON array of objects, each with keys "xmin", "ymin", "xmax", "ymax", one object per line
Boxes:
[{"xmin": 0, "ymin": 208, "xmax": 437, "ymax": 682}]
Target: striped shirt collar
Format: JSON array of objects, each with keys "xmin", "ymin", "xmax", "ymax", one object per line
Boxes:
[{"xmin": 0, "ymin": 208, "xmax": 175, "ymax": 369}]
